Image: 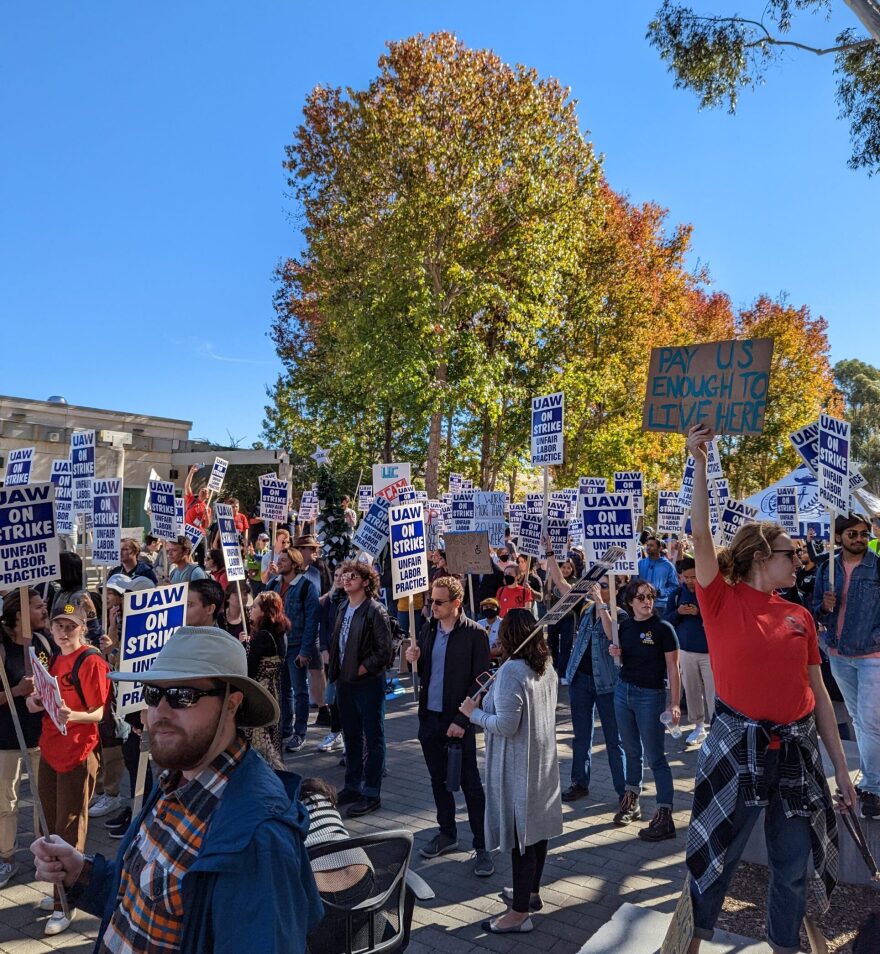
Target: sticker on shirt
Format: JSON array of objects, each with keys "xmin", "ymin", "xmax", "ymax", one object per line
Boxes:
[{"xmin": 639, "ymin": 630, "xmax": 656, "ymax": 646}]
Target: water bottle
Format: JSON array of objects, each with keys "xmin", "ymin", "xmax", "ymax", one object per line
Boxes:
[
  {"xmin": 445, "ymin": 740, "xmax": 463, "ymax": 792},
  {"xmin": 660, "ymin": 710, "xmax": 682, "ymax": 739}
]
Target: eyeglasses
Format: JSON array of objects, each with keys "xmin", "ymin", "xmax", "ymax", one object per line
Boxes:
[
  {"xmin": 341, "ymin": 572, "xmax": 361, "ymax": 580},
  {"xmin": 143, "ymin": 685, "xmax": 227, "ymax": 709},
  {"xmin": 842, "ymin": 530, "xmax": 871, "ymax": 540},
  {"xmin": 431, "ymin": 598, "xmax": 454, "ymax": 606},
  {"xmin": 771, "ymin": 549, "xmax": 799, "ymax": 561},
  {"xmin": 633, "ymin": 593, "xmax": 654, "ymax": 602}
]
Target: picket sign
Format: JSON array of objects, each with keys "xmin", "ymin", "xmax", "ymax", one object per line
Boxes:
[
  {"xmin": 818, "ymin": 413, "xmax": 851, "ymax": 591},
  {"xmin": 4, "ymin": 447, "xmax": 34, "ymax": 487}
]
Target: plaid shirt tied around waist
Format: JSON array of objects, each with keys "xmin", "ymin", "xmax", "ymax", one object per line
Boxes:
[
  {"xmin": 99, "ymin": 736, "xmax": 247, "ymax": 953},
  {"xmin": 685, "ymin": 699, "xmax": 839, "ymax": 912}
]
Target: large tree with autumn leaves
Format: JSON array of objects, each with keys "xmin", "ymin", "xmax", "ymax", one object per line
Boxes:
[{"xmin": 268, "ymin": 31, "xmax": 840, "ymax": 501}]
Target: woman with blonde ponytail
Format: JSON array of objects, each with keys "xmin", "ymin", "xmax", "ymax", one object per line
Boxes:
[{"xmin": 683, "ymin": 424, "xmax": 855, "ymax": 954}]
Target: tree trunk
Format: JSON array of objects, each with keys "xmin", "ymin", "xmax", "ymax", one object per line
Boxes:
[
  {"xmin": 425, "ymin": 362, "xmax": 447, "ymax": 498},
  {"xmin": 383, "ymin": 407, "xmax": 393, "ymax": 463},
  {"xmin": 479, "ymin": 410, "xmax": 492, "ymax": 489}
]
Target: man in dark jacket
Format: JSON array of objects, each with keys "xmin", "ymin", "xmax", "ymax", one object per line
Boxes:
[
  {"xmin": 405, "ymin": 575, "xmax": 493, "ymax": 877},
  {"xmin": 328, "ymin": 561, "xmax": 393, "ymax": 818},
  {"xmin": 266, "ymin": 547, "xmax": 320, "ymax": 752},
  {"xmin": 31, "ymin": 626, "xmax": 323, "ymax": 953},
  {"xmin": 109, "ymin": 537, "xmax": 158, "ymax": 585}
]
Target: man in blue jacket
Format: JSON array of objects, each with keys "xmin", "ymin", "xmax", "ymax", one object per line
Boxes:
[
  {"xmin": 637, "ymin": 536, "xmax": 679, "ymax": 612},
  {"xmin": 31, "ymin": 627, "xmax": 323, "ymax": 953},
  {"xmin": 812, "ymin": 513, "xmax": 880, "ymax": 820},
  {"xmin": 266, "ymin": 546, "xmax": 321, "ymax": 751}
]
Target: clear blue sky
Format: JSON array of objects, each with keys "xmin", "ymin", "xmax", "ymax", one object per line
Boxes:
[{"xmin": 2, "ymin": 2, "xmax": 877, "ymax": 446}]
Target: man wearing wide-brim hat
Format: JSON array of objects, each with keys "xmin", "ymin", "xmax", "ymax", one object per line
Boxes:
[
  {"xmin": 294, "ymin": 533, "xmax": 332, "ymax": 596},
  {"xmin": 31, "ymin": 626, "xmax": 323, "ymax": 953}
]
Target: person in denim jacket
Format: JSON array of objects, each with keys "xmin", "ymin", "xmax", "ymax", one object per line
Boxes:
[
  {"xmin": 812, "ymin": 513, "xmax": 880, "ymax": 819},
  {"xmin": 544, "ymin": 543, "xmax": 626, "ymax": 803},
  {"xmin": 562, "ymin": 580, "xmax": 627, "ymax": 803}
]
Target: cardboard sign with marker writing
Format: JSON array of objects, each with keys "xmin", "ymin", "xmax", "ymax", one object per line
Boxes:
[
  {"xmin": 643, "ymin": 338, "xmax": 773, "ymax": 435},
  {"xmin": 443, "ymin": 531, "xmax": 493, "ymax": 575}
]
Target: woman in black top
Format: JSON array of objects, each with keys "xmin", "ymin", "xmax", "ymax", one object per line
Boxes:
[
  {"xmin": 602, "ymin": 578, "xmax": 680, "ymax": 840},
  {"xmin": 245, "ymin": 590, "xmax": 288, "ymax": 768}
]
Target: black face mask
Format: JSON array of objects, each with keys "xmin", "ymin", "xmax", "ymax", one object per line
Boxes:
[
  {"xmin": 482, "ymin": 608, "xmax": 498, "ymax": 619},
  {"xmin": 504, "ymin": 576, "xmax": 516, "ymax": 586}
]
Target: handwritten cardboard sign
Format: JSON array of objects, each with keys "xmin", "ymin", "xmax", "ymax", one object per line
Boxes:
[
  {"xmin": 443, "ymin": 531, "xmax": 493, "ymax": 575},
  {"xmin": 643, "ymin": 338, "xmax": 773, "ymax": 435}
]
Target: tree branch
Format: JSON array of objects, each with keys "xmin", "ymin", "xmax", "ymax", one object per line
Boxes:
[{"xmin": 686, "ymin": 13, "xmax": 874, "ymax": 56}]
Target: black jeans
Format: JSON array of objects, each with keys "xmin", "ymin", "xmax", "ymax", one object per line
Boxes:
[
  {"xmin": 337, "ymin": 676, "xmax": 386, "ymax": 799},
  {"xmin": 511, "ymin": 839, "xmax": 548, "ymax": 914},
  {"xmin": 417, "ymin": 711, "xmax": 486, "ymax": 850}
]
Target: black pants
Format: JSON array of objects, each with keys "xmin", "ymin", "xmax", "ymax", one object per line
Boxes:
[
  {"xmin": 417, "ymin": 711, "xmax": 486, "ymax": 850},
  {"xmin": 511, "ymin": 839, "xmax": 548, "ymax": 914}
]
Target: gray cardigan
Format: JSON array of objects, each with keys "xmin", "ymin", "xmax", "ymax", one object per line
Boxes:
[{"xmin": 469, "ymin": 659, "xmax": 562, "ymax": 853}]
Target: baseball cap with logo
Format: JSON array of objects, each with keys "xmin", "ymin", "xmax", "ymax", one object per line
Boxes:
[{"xmin": 52, "ymin": 597, "xmax": 90, "ymax": 626}]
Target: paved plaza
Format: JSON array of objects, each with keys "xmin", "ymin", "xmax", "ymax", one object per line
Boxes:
[{"xmin": 0, "ymin": 684, "xmax": 702, "ymax": 953}]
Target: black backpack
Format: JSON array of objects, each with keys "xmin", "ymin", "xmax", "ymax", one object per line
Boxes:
[{"xmin": 69, "ymin": 648, "xmax": 128, "ymax": 746}]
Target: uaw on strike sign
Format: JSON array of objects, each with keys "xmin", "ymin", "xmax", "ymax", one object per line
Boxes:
[
  {"xmin": 116, "ymin": 584, "xmax": 188, "ymax": 716},
  {"xmin": 0, "ymin": 483, "xmax": 61, "ymax": 588},
  {"xmin": 531, "ymin": 392, "xmax": 564, "ymax": 466}
]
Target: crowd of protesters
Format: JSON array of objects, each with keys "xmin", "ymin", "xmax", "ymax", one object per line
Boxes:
[{"xmin": 0, "ymin": 440, "xmax": 878, "ymax": 952}]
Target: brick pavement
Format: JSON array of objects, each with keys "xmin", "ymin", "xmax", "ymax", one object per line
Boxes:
[{"xmin": 0, "ymin": 684, "xmax": 703, "ymax": 953}]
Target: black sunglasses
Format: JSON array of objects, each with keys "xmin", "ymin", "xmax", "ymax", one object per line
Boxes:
[{"xmin": 143, "ymin": 685, "xmax": 226, "ymax": 709}]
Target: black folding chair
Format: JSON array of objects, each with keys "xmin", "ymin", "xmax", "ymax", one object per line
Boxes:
[{"xmin": 306, "ymin": 830, "xmax": 415, "ymax": 954}]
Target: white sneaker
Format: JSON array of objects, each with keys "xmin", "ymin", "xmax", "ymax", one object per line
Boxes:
[
  {"xmin": 686, "ymin": 724, "xmax": 707, "ymax": 746},
  {"xmin": 89, "ymin": 793, "xmax": 121, "ymax": 818},
  {"xmin": 318, "ymin": 732, "xmax": 344, "ymax": 753},
  {"xmin": 44, "ymin": 911, "xmax": 75, "ymax": 936},
  {"xmin": 38, "ymin": 896, "xmax": 55, "ymax": 912},
  {"xmin": 0, "ymin": 861, "xmax": 17, "ymax": 889}
]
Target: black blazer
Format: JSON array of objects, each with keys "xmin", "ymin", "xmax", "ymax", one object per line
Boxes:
[
  {"xmin": 328, "ymin": 598, "xmax": 393, "ymax": 685},
  {"xmin": 416, "ymin": 613, "xmax": 490, "ymax": 730}
]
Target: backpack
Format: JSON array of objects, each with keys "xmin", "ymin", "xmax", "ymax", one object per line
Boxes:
[{"xmin": 69, "ymin": 648, "xmax": 128, "ymax": 746}]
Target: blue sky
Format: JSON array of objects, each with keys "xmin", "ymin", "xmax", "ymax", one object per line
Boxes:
[{"xmin": 2, "ymin": 2, "xmax": 877, "ymax": 446}]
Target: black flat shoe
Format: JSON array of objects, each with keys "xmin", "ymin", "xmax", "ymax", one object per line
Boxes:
[{"xmin": 346, "ymin": 797, "xmax": 381, "ymax": 818}]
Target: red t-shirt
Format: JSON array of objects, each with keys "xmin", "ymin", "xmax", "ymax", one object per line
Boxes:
[
  {"xmin": 40, "ymin": 647, "xmax": 111, "ymax": 773},
  {"xmin": 185, "ymin": 492, "xmax": 211, "ymax": 530},
  {"xmin": 233, "ymin": 512, "xmax": 249, "ymax": 535},
  {"xmin": 696, "ymin": 573, "xmax": 820, "ymax": 724},
  {"xmin": 496, "ymin": 585, "xmax": 532, "ymax": 619}
]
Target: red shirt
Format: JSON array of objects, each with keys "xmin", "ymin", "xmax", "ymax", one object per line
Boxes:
[
  {"xmin": 496, "ymin": 585, "xmax": 532, "ymax": 619},
  {"xmin": 185, "ymin": 492, "xmax": 211, "ymax": 530},
  {"xmin": 233, "ymin": 512, "xmax": 249, "ymax": 535},
  {"xmin": 41, "ymin": 646, "xmax": 111, "ymax": 773},
  {"xmin": 696, "ymin": 573, "xmax": 820, "ymax": 724}
]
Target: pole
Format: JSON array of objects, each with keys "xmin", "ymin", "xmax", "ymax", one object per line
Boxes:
[
  {"xmin": 408, "ymin": 595, "xmax": 419, "ymax": 700},
  {"xmin": 541, "ymin": 466, "xmax": 549, "ymax": 541},
  {"xmin": 608, "ymin": 575, "xmax": 622, "ymax": 668},
  {"xmin": 467, "ymin": 574, "xmax": 476, "ymax": 621},
  {"xmin": 161, "ymin": 540, "xmax": 169, "ymax": 584},
  {"xmin": 19, "ymin": 585, "xmax": 33, "ymax": 677},
  {"xmin": 100, "ymin": 568, "xmax": 108, "ymax": 640},
  {"xmin": 132, "ymin": 729, "xmax": 151, "ymax": 816},
  {"xmin": 0, "ymin": 658, "xmax": 71, "ymax": 918},
  {"xmin": 828, "ymin": 508, "xmax": 836, "ymax": 591}
]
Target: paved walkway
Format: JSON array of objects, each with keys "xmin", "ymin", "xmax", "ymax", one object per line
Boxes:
[{"xmin": 0, "ymin": 682, "xmax": 703, "ymax": 953}]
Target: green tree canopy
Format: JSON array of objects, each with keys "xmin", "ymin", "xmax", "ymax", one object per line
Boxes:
[{"xmin": 647, "ymin": 1, "xmax": 880, "ymax": 173}]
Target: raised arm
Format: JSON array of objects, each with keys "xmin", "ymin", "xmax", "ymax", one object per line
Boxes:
[
  {"xmin": 686, "ymin": 425, "xmax": 719, "ymax": 589},
  {"xmin": 543, "ymin": 537, "xmax": 572, "ymax": 596}
]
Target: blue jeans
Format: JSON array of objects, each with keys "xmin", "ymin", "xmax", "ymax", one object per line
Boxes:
[
  {"xmin": 337, "ymin": 676, "xmax": 386, "ymax": 799},
  {"xmin": 614, "ymin": 681, "xmax": 674, "ymax": 808},
  {"xmin": 690, "ymin": 751, "xmax": 812, "ymax": 952},
  {"xmin": 280, "ymin": 651, "xmax": 310, "ymax": 738},
  {"xmin": 829, "ymin": 653, "xmax": 880, "ymax": 794},
  {"xmin": 569, "ymin": 672, "xmax": 626, "ymax": 797}
]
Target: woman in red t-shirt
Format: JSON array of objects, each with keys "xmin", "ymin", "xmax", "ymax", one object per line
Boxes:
[
  {"xmin": 26, "ymin": 595, "xmax": 110, "ymax": 937},
  {"xmin": 684, "ymin": 424, "xmax": 855, "ymax": 954},
  {"xmin": 495, "ymin": 569, "xmax": 533, "ymax": 618}
]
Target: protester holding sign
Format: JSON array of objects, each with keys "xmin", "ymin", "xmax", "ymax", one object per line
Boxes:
[
  {"xmin": 811, "ymin": 512, "xmax": 880, "ymax": 820},
  {"xmin": 459, "ymin": 609, "xmax": 562, "ymax": 934},
  {"xmin": 684, "ymin": 423, "xmax": 855, "ymax": 954},
  {"xmin": 0, "ymin": 589, "xmax": 52, "ymax": 890},
  {"xmin": 605, "ymin": 579, "xmax": 680, "ymax": 841},
  {"xmin": 108, "ymin": 538, "xmax": 157, "ymax": 585},
  {"xmin": 26, "ymin": 597, "xmax": 110, "ymax": 936},
  {"xmin": 637, "ymin": 536, "xmax": 679, "ymax": 613}
]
